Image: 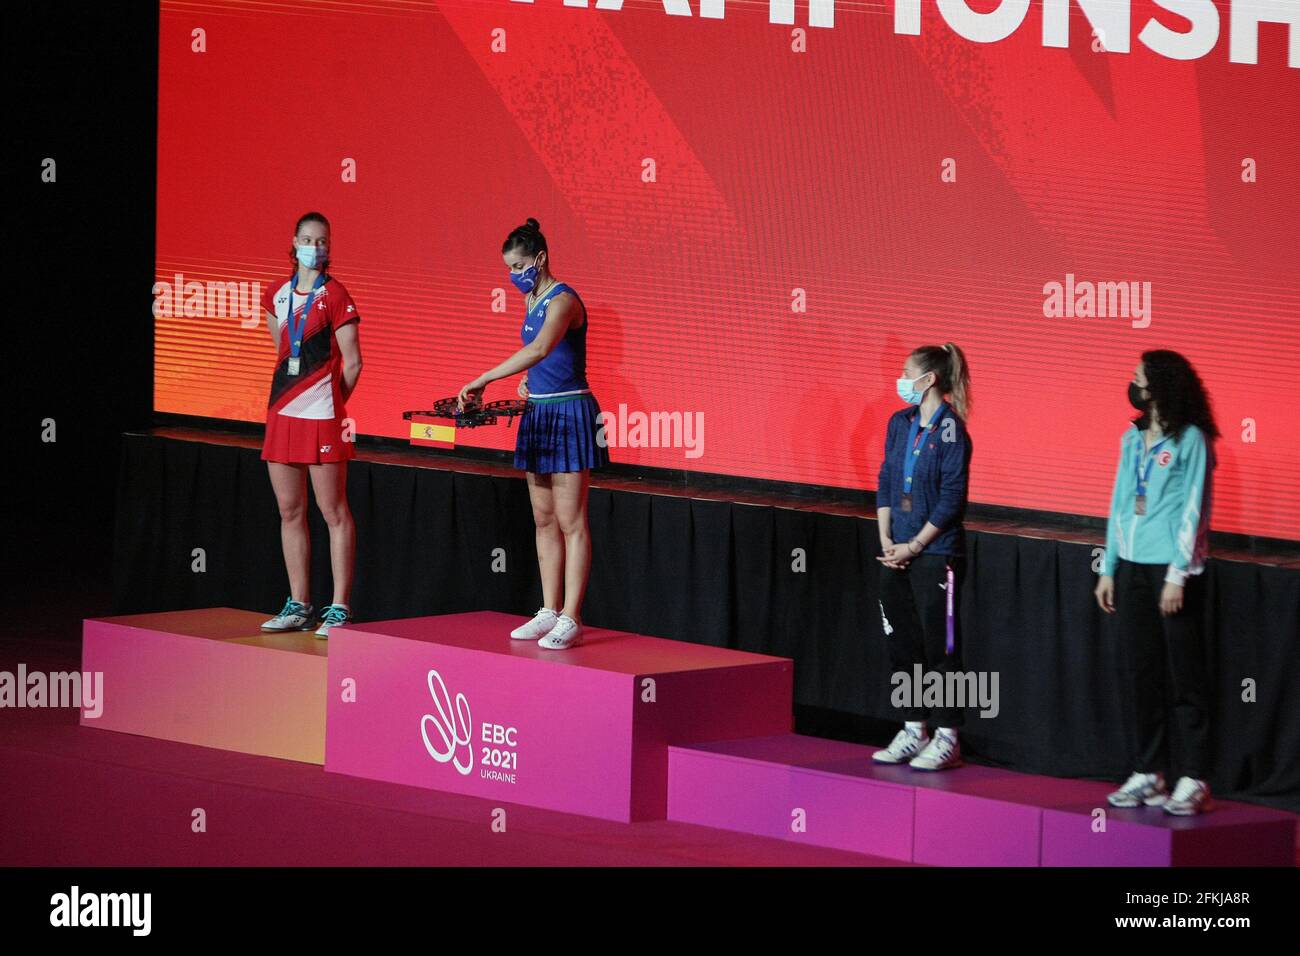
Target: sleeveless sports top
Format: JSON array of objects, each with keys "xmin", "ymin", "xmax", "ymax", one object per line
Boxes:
[{"xmin": 521, "ymin": 282, "xmax": 589, "ymax": 397}]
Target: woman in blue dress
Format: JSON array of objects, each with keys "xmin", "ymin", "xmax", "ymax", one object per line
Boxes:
[{"xmin": 459, "ymin": 218, "xmax": 609, "ymax": 649}]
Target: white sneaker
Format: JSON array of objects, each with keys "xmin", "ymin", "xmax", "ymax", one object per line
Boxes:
[
  {"xmin": 872, "ymin": 726, "xmax": 931, "ymax": 764},
  {"xmin": 910, "ymin": 729, "xmax": 963, "ymax": 771},
  {"xmin": 1107, "ymin": 771, "xmax": 1168, "ymax": 808},
  {"xmin": 538, "ymin": 614, "xmax": 583, "ymax": 649},
  {"xmin": 261, "ymin": 598, "xmax": 316, "ymax": 632},
  {"xmin": 510, "ymin": 608, "xmax": 558, "ymax": 640},
  {"xmin": 1164, "ymin": 776, "xmax": 1212, "ymax": 816}
]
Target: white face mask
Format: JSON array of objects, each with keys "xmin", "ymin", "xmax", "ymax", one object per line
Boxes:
[{"xmin": 295, "ymin": 243, "xmax": 327, "ymax": 269}]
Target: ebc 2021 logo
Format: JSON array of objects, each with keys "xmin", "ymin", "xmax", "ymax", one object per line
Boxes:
[
  {"xmin": 421, "ymin": 669, "xmax": 473, "ymax": 775},
  {"xmin": 420, "ymin": 669, "xmax": 520, "ymax": 784}
]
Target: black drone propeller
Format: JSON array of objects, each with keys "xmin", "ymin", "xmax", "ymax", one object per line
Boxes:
[{"xmin": 402, "ymin": 398, "xmax": 529, "ymax": 429}]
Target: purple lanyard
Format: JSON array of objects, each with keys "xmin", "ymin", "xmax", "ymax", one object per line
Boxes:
[{"xmin": 945, "ymin": 564, "xmax": 955, "ymax": 654}]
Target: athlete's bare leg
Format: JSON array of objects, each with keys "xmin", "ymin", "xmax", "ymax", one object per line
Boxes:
[
  {"xmin": 268, "ymin": 462, "xmax": 311, "ymax": 604},
  {"xmin": 550, "ymin": 470, "xmax": 591, "ymax": 623},
  {"xmin": 308, "ymin": 460, "xmax": 354, "ymax": 607},
  {"xmin": 526, "ymin": 471, "xmax": 564, "ymax": 612}
]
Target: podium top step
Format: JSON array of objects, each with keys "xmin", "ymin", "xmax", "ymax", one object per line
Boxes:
[
  {"xmin": 85, "ymin": 609, "xmax": 787, "ymax": 675},
  {"xmin": 339, "ymin": 611, "xmax": 791, "ymax": 676},
  {"xmin": 86, "ymin": 608, "xmax": 328, "ymax": 657}
]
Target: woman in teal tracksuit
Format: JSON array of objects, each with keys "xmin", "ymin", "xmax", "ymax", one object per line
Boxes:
[{"xmin": 1095, "ymin": 349, "xmax": 1217, "ymax": 816}]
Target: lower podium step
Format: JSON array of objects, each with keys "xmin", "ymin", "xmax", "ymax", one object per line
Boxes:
[
  {"xmin": 80, "ymin": 608, "xmax": 328, "ymax": 763},
  {"xmin": 667, "ymin": 735, "xmax": 1297, "ymax": 866},
  {"xmin": 669, "ymin": 735, "xmax": 917, "ymax": 860},
  {"xmin": 1040, "ymin": 802, "xmax": 1296, "ymax": 866},
  {"xmin": 324, "ymin": 611, "xmax": 793, "ymax": 822}
]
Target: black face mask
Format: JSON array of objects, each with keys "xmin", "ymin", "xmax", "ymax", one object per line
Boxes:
[{"xmin": 1128, "ymin": 381, "xmax": 1149, "ymax": 411}]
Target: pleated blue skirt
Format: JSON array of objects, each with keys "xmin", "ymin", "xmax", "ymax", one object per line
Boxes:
[{"xmin": 514, "ymin": 392, "xmax": 611, "ymax": 474}]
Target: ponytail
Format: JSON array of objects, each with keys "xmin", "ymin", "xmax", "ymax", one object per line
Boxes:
[
  {"xmin": 910, "ymin": 343, "xmax": 972, "ymax": 420},
  {"xmin": 943, "ymin": 342, "xmax": 971, "ymax": 420}
]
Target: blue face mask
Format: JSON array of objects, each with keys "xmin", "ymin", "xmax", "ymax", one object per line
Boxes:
[
  {"xmin": 509, "ymin": 255, "xmax": 541, "ymax": 294},
  {"xmin": 296, "ymin": 244, "xmax": 327, "ymax": 270},
  {"xmin": 896, "ymin": 373, "xmax": 930, "ymax": 405}
]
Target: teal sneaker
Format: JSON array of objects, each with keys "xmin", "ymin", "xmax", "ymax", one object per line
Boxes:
[{"xmin": 315, "ymin": 604, "xmax": 351, "ymax": 639}]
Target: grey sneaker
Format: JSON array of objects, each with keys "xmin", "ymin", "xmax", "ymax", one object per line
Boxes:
[
  {"xmin": 261, "ymin": 598, "xmax": 316, "ymax": 632},
  {"xmin": 1164, "ymin": 776, "xmax": 1212, "ymax": 816},
  {"xmin": 1107, "ymin": 771, "xmax": 1169, "ymax": 808}
]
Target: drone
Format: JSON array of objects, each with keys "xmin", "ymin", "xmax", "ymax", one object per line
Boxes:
[{"xmin": 402, "ymin": 397, "xmax": 529, "ymax": 429}]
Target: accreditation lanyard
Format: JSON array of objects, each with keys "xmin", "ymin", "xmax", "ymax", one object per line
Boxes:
[
  {"xmin": 945, "ymin": 564, "xmax": 955, "ymax": 655},
  {"xmin": 285, "ymin": 272, "xmax": 325, "ymax": 376},
  {"xmin": 1134, "ymin": 432, "xmax": 1170, "ymax": 515},
  {"xmin": 900, "ymin": 402, "xmax": 947, "ymax": 513}
]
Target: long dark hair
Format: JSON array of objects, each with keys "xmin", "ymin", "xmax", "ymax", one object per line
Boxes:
[
  {"xmin": 1136, "ymin": 349, "xmax": 1219, "ymax": 441},
  {"xmin": 502, "ymin": 217, "xmax": 547, "ymax": 258},
  {"xmin": 911, "ymin": 342, "xmax": 971, "ymax": 420},
  {"xmin": 289, "ymin": 211, "xmax": 330, "ymax": 270}
]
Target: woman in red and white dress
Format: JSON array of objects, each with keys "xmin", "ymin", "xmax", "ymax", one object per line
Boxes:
[{"xmin": 259, "ymin": 211, "xmax": 363, "ymax": 638}]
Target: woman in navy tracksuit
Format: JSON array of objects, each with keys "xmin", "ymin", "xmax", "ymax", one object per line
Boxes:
[{"xmin": 872, "ymin": 343, "xmax": 973, "ymax": 771}]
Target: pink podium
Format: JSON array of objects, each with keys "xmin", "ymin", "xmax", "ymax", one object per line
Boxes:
[
  {"xmin": 1040, "ymin": 802, "xmax": 1296, "ymax": 866},
  {"xmin": 323, "ymin": 612, "xmax": 793, "ymax": 821},
  {"xmin": 80, "ymin": 608, "xmax": 328, "ymax": 764},
  {"xmin": 76, "ymin": 608, "xmax": 1296, "ymax": 863},
  {"xmin": 668, "ymin": 734, "xmax": 1297, "ymax": 866}
]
